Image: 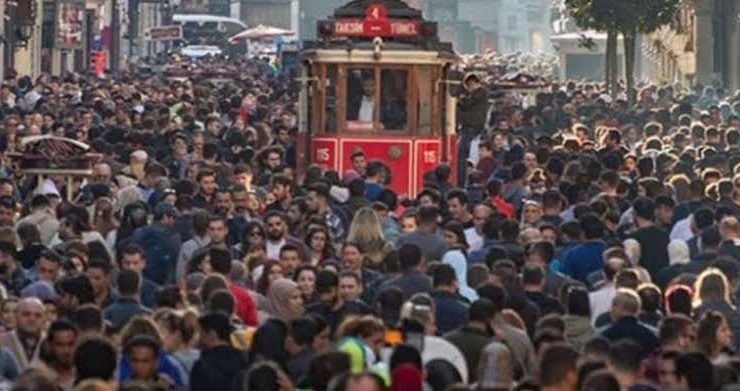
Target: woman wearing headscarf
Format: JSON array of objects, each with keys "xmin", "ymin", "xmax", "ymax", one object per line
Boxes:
[
  {"xmin": 476, "ymin": 342, "xmax": 515, "ymax": 390},
  {"xmin": 390, "ymin": 364, "xmax": 423, "ymax": 391},
  {"xmin": 266, "ymin": 278, "xmax": 304, "ymax": 322},
  {"xmin": 441, "ymin": 222, "xmax": 478, "ymax": 302}
]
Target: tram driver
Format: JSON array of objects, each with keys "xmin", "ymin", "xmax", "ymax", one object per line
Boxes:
[
  {"xmin": 348, "ymin": 73, "xmax": 376, "ymax": 124},
  {"xmin": 347, "ymin": 70, "xmax": 407, "ymax": 130}
]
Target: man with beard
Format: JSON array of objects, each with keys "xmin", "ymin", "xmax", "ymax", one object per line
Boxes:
[
  {"xmin": 86, "ymin": 259, "xmax": 115, "ymax": 308},
  {"xmin": 41, "ymin": 319, "xmax": 77, "ymax": 389},
  {"xmin": 264, "ymin": 210, "xmax": 307, "ymax": 260},
  {"xmin": 265, "ymin": 174, "xmax": 292, "ymax": 213},
  {"xmin": 0, "ymin": 298, "xmax": 45, "ymax": 371},
  {"xmin": 306, "ymin": 270, "xmax": 371, "ymax": 333},
  {"xmin": 214, "ymin": 189, "xmax": 233, "ymax": 218},
  {"xmin": 287, "ymin": 197, "xmax": 308, "ymax": 238},
  {"xmin": 193, "ymin": 168, "xmax": 217, "ymax": 213}
]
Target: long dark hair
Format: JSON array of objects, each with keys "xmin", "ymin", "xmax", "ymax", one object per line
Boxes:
[
  {"xmin": 305, "ymin": 226, "xmax": 334, "ymax": 260},
  {"xmin": 442, "ymin": 221, "xmax": 469, "ymax": 253}
]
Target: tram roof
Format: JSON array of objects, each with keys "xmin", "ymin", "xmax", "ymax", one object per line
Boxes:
[{"xmin": 304, "ymin": 1, "xmax": 455, "ymax": 58}]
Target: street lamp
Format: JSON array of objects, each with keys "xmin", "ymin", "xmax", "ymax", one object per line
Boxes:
[{"xmin": 16, "ymin": 22, "xmax": 34, "ymax": 48}]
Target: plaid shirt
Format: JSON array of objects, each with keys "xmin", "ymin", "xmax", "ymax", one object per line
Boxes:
[{"xmin": 326, "ymin": 211, "xmax": 345, "ymax": 241}]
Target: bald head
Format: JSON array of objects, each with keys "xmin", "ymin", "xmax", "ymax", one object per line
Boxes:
[
  {"xmin": 472, "ymin": 204, "xmax": 493, "ymax": 232},
  {"xmin": 16, "ymin": 297, "xmax": 45, "ymax": 336},
  {"xmin": 94, "ymin": 163, "xmax": 112, "ymax": 181}
]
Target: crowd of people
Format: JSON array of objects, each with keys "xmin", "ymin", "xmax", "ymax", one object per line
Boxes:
[{"xmin": 0, "ymin": 50, "xmax": 738, "ymax": 391}]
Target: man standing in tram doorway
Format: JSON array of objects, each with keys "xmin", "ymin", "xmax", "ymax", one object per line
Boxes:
[{"xmin": 457, "ymin": 73, "xmax": 490, "ymax": 187}]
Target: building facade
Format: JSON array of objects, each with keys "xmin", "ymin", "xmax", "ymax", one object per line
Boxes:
[
  {"xmin": 458, "ymin": 0, "xmax": 551, "ymax": 54},
  {"xmin": 241, "ymin": 0, "xmax": 296, "ymax": 30},
  {"xmin": 643, "ymin": 0, "xmax": 740, "ymax": 90}
]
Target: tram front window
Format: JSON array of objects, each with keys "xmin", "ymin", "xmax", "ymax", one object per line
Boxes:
[
  {"xmin": 380, "ymin": 69, "xmax": 408, "ymax": 131},
  {"xmin": 346, "ymin": 69, "xmax": 374, "ymax": 129},
  {"xmin": 346, "ymin": 68, "xmax": 408, "ymax": 131}
]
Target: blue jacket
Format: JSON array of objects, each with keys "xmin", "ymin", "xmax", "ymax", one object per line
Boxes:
[
  {"xmin": 430, "ymin": 290, "xmax": 469, "ymax": 335},
  {"xmin": 600, "ymin": 316, "xmax": 658, "ymax": 358},
  {"xmin": 132, "ymin": 224, "xmax": 182, "ymax": 285},
  {"xmin": 561, "ymin": 241, "xmax": 607, "ymax": 284}
]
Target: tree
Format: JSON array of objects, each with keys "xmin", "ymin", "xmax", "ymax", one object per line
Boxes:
[
  {"xmin": 565, "ymin": 0, "xmax": 620, "ymax": 97},
  {"xmin": 566, "ymin": 0, "xmax": 679, "ymax": 103},
  {"xmin": 609, "ymin": 0, "xmax": 678, "ymax": 104}
]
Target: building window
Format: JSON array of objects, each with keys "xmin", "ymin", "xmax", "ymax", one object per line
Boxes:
[
  {"xmin": 507, "ymin": 15, "xmax": 517, "ymax": 31},
  {"xmin": 505, "ymin": 37, "xmax": 519, "ymax": 52}
]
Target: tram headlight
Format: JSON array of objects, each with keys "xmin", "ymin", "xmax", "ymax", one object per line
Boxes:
[{"xmin": 373, "ymin": 37, "xmax": 383, "ymax": 60}]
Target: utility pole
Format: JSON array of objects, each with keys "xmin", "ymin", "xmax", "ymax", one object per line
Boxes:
[
  {"xmin": 110, "ymin": 0, "xmax": 120, "ymax": 71},
  {"xmin": 128, "ymin": 0, "xmax": 139, "ymax": 58}
]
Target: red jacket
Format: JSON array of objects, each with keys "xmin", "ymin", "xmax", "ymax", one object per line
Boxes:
[
  {"xmin": 491, "ymin": 196, "xmax": 515, "ymax": 219},
  {"xmin": 229, "ymin": 283, "xmax": 259, "ymax": 326}
]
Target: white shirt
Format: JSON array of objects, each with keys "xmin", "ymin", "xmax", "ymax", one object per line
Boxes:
[
  {"xmin": 589, "ymin": 284, "xmax": 616, "ymax": 325},
  {"xmin": 670, "ymin": 216, "xmax": 693, "ymax": 241},
  {"xmin": 464, "ymin": 227, "xmax": 483, "ymax": 252},
  {"xmin": 266, "ymin": 238, "xmax": 286, "ymax": 260},
  {"xmin": 359, "ymin": 96, "xmax": 374, "ymax": 122}
]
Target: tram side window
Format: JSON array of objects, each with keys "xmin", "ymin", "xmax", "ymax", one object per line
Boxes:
[
  {"xmin": 380, "ymin": 69, "xmax": 408, "ymax": 131},
  {"xmin": 326, "ymin": 65, "xmax": 337, "ymax": 133},
  {"xmin": 417, "ymin": 67, "xmax": 433, "ymax": 136},
  {"xmin": 346, "ymin": 68, "xmax": 375, "ymax": 129}
]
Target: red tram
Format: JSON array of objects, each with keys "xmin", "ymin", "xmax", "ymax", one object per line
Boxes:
[{"xmin": 297, "ymin": 0, "xmax": 460, "ymax": 197}]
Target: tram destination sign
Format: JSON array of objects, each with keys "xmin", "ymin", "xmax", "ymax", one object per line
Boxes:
[
  {"xmin": 144, "ymin": 25, "xmax": 183, "ymax": 41},
  {"xmin": 334, "ymin": 3, "xmax": 420, "ymax": 38}
]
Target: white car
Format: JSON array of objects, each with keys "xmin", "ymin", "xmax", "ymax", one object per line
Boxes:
[{"xmin": 180, "ymin": 45, "xmax": 223, "ymax": 58}]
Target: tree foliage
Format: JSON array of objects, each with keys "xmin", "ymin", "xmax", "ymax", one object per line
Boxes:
[
  {"xmin": 566, "ymin": 0, "xmax": 679, "ymax": 35},
  {"xmin": 564, "ymin": 0, "xmax": 679, "ymax": 100}
]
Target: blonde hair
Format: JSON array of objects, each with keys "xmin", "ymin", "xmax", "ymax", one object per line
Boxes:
[
  {"xmin": 694, "ymin": 268, "xmax": 733, "ymax": 309},
  {"xmin": 400, "ymin": 301, "xmax": 434, "ymax": 328},
  {"xmin": 335, "ymin": 315, "xmax": 385, "ymax": 340},
  {"xmin": 623, "ymin": 239, "xmax": 641, "ymax": 265},
  {"xmin": 347, "ymin": 207, "xmax": 385, "ymax": 245}
]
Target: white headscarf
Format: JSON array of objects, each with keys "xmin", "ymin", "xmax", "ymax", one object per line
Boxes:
[{"xmin": 668, "ymin": 240, "xmax": 690, "ymax": 265}]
